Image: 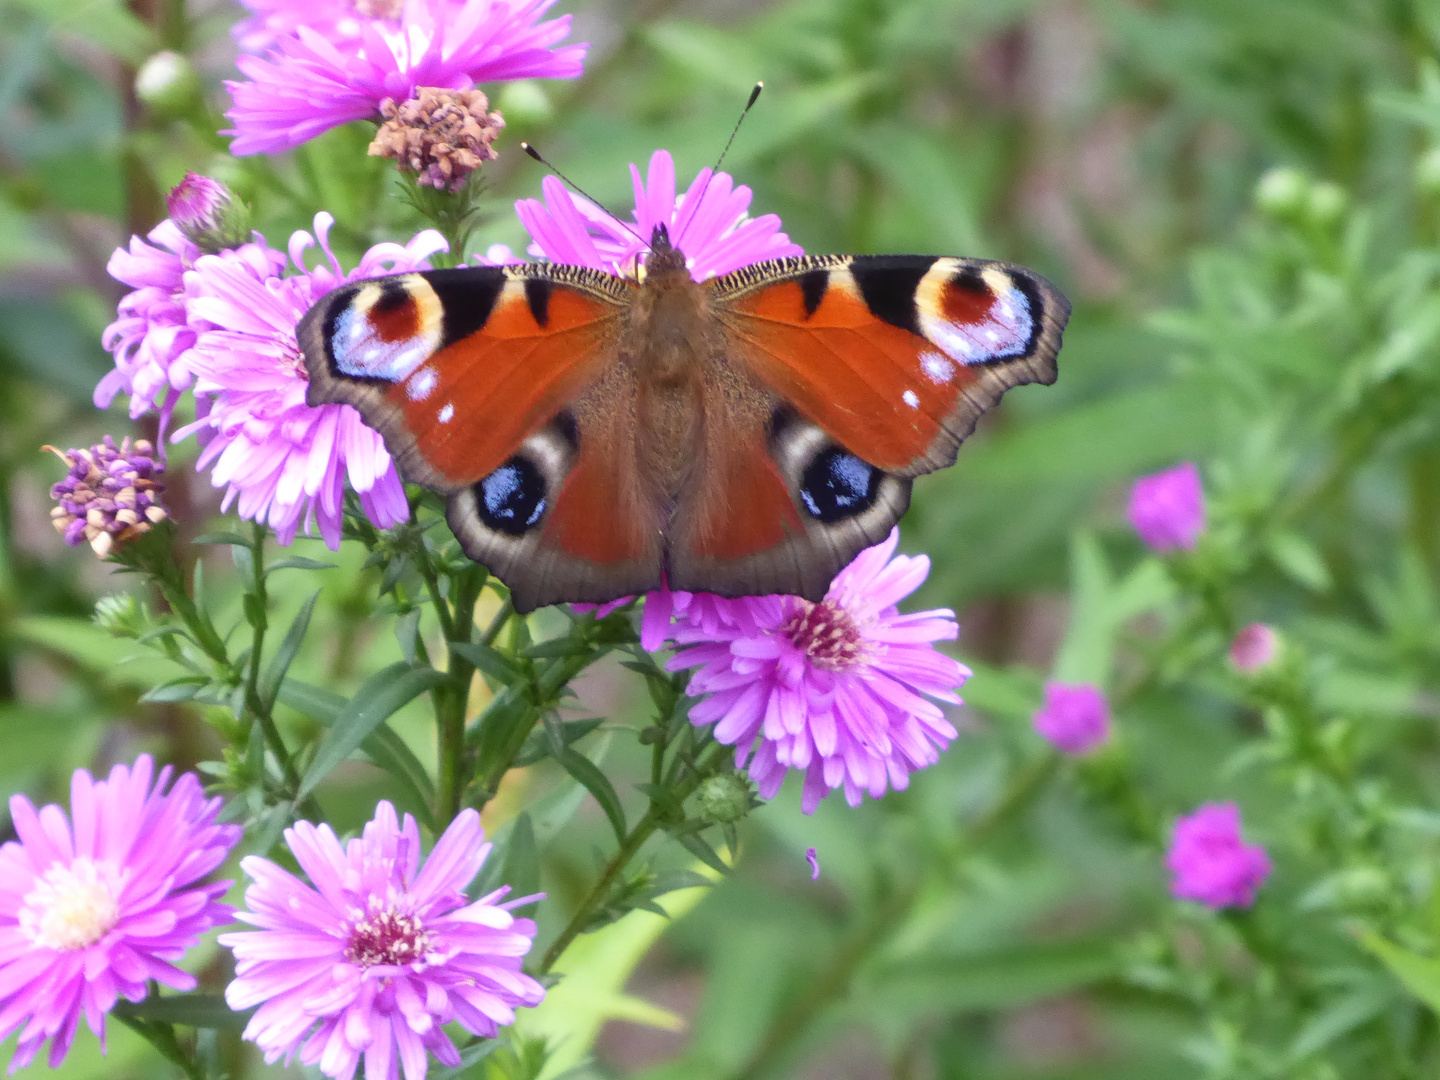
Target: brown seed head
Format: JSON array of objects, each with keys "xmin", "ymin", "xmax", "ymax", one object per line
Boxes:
[{"xmin": 369, "ymin": 87, "xmax": 506, "ymax": 192}]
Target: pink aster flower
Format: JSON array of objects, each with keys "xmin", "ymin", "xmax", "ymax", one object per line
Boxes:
[
  {"xmin": 1128, "ymin": 462, "xmax": 1206, "ymax": 552},
  {"xmin": 98, "ymin": 180, "xmax": 284, "ymax": 427},
  {"xmin": 669, "ymin": 529, "xmax": 968, "ymax": 813},
  {"xmin": 175, "ymin": 213, "xmax": 444, "ymax": 546},
  {"xmin": 221, "ymin": 801, "xmax": 544, "ymax": 1080},
  {"xmin": 232, "ymin": 0, "xmax": 469, "ymax": 54},
  {"xmin": 1166, "ymin": 802, "xmax": 1271, "ymax": 909},
  {"xmin": 516, "ymin": 148, "xmax": 803, "ymax": 281},
  {"xmin": 1229, "ymin": 623, "xmax": 1279, "ymax": 672},
  {"xmin": 0, "ymin": 755, "xmax": 239, "ymax": 1071},
  {"xmin": 1031, "ymin": 681, "xmax": 1112, "ymax": 755},
  {"xmin": 226, "ymin": 0, "xmax": 586, "ymax": 155}
]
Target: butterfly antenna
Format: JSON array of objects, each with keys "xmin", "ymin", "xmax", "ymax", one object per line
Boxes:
[
  {"xmin": 520, "ymin": 142, "xmax": 650, "ymax": 249},
  {"xmin": 712, "ymin": 81, "xmax": 763, "ymax": 176}
]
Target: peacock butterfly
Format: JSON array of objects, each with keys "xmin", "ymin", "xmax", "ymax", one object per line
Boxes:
[{"xmin": 296, "ymin": 224, "xmax": 1070, "ymax": 613}]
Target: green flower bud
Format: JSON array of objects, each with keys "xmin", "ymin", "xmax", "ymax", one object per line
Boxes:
[
  {"xmin": 1418, "ymin": 147, "xmax": 1440, "ymax": 196},
  {"xmin": 94, "ymin": 593, "xmax": 147, "ymax": 638},
  {"xmin": 1305, "ymin": 181, "xmax": 1347, "ymax": 226},
  {"xmin": 694, "ymin": 773, "xmax": 757, "ymax": 825},
  {"xmin": 135, "ymin": 50, "xmax": 201, "ymax": 117},
  {"xmin": 1254, "ymin": 166, "xmax": 1310, "ymax": 220},
  {"xmin": 167, "ymin": 173, "xmax": 252, "ymax": 254},
  {"xmin": 496, "ymin": 80, "xmax": 555, "ymax": 129}
]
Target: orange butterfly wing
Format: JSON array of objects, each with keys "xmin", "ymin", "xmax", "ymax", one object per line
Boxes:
[{"xmin": 713, "ymin": 255, "xmax": 1069, "ymax": 476}]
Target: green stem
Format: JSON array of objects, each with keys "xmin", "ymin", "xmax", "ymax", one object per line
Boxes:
[
  {"xmin": 112, "ymin": 1014, "xmax": 206, "ymax": 1080},
  {"xmin": 434, "ymin": 567, "xmax": 488, "ymax": 826},
  {"xmin": 540, "ymin": 742, "xmax": 726, "ymax": 973}
]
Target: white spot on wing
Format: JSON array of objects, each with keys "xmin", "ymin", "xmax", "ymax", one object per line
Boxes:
[
  {"xmin": 920, "ymin": 351, "xmax": 955, "ymax": 384},
  {"xmin": 903, "ymin": 389, "xmax": 920, "ymax": 408},
  {"xmin": 407, "ymin": 366, "xmax": 437, "ymax": 401},
  {"xmin": 438, "ymin": 403, "xmax": 454, "ymax": 423}
]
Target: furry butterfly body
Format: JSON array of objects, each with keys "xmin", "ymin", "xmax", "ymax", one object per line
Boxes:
[{"xmin": 298, "ymin": 226, "xmax": 1069, "ymax": 612}]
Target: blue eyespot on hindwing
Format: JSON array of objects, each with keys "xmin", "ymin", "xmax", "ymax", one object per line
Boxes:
[
  {"xmin": 476, "ymin": 458, "xmax": 548, "ymax": 535},
  {"xmin": 799, "ymin": 446, "xmax": 881, "ymax": 522}
]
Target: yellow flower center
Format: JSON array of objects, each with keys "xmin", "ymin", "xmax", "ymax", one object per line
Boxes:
[{"xmin": 20, "ymin": 858, "xmax": 122, "ymax": 952}]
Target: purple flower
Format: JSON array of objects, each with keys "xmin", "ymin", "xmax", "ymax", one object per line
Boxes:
[
  {"xmin": 669, "ymin": 529, "xmax": 968, "ymax": 814},
  {"xmin": 0, "ymin": 755, "xmax": 239, "ymax": 1070},
  {"xmin": 1230, "ymin": 623, "xmax": 1279, "ymax": 672},
  {"xmin": 45, "ymin": 436, "xmax": 167, "ymax": 558},
  {"xmin": 98, "ymin": 190, "xmax": 285, "ymax": 425},
  {"xmin": 516, "ymin": 148, "xmax": 803, "ymax": 280},
  {"xmin": 174, "ymin": 214, "xmax": 444, "ymax": 547},
  {"xmin": 221, "ymin": 802, "xmax": 544, "ymax": 1080},
  {"xmin": 1128, "ymin": 462, "xmax": 1206, "ymax": 552},
  {"xmin": 1031, "ymin": 681, "xmax": 1111, "ymax": 755},
  {"xmin": 1166, "ymin": 802, "xmax": 1271, "ymax": 909},
  {"xmin": 225, "ymin": 0, "xmax": 586, "ymax": 155},
  {"xmin": 805, "ymin": 847, "xmax": 819, "ymax": 880},
  {"xmin": 232, "ymin": 0, "xmax": 469, "ymax": 54}
]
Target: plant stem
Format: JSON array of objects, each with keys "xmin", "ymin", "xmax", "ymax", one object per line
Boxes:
[
  {"xmin": 540, "ymin": 741, "xmax": 726, "ymax": 973},
  {"xmin": 434, "ymin": 566, "xmax": 488, "ymax": 825},
  {"xmin": 112, "ymin": 1013, "xmax": 207, "ymax": 1080}
]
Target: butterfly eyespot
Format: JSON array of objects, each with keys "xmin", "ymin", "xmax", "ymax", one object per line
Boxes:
[
  {"xmin": 476, "ymin": 458, "xmax": 548, "ymax": 536},
  {"xmin": 799, "ymin": 447, "xmax": 881, "ymax": 523}
]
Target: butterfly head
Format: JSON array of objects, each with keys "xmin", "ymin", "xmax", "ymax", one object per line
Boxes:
[{"xmin": 641, "ymin": 223, "xmax": 688, "ymax": 279}]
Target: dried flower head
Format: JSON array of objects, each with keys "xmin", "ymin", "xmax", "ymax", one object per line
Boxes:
[
  {"xmin": 370, "ymin": 86, "xmax": 504, "ymax": 191},
  {"xmin": 45, "ymin": 437, "xmax": 166, "ymax": 558}
]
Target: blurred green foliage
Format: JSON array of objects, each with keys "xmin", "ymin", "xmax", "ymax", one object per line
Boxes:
[{"xmin": 6, "ymin": 0, "xmax": 1440, "ymax": 1078}]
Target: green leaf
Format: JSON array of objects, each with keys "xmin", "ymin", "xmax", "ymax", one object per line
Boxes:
[
  {"xmin": 514, "ymin": 718, "xmax": 604, "ymax": 766},
  {"xmin": 265, "ymin": 556, "xmax": 339, "ymax": 574},
  {"xmin": 674, "ymin": 829, "xmax": 730, "ymax": 876},
  {"xmin": 139, "ymin": 677, "xmax": 208, "ymax": 703},
  {"xmin": 451, "ymin": 640, "xmax": 521, "ymax": 683},
  {"xmin": 113, "ymin": 993, "xmax": 251, "ymax": 1030},
  {"xmin": 1360, "ymin": 931, "xmax": 1440, "ymax": 1015},
  {"xmin": 430, "ymin": 1038, "xmax": 502, "ymax": 1079},
  {"xmin": 521, "ymin": 637, "xmax": 587, "ymax": 660},
  {"xmin": 296, "ymin": 663, "xmax": 448, "ymax": 801},
  {"xmin": 501, "ymin": 811, "xmax": 540, "ymax": 900},
  {"xmin": 188, "ymin": 532, "xmax": 253, "ymax": 550},
  {"xmin": 1266, "ymin": 531, "xmax": 1333, "ymax": 591},
  {"xmin": 259, "ymin": 590, "xmax": 319, "ymax": 714},
  {"xmin": 557, "ymin": 747, "xmax": 626, "ymax": 844}
]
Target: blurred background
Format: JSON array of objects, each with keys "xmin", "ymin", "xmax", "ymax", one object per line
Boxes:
[{"xmin": 5, "ymin": 0, "xmax": 1440, "ymax": 1077}]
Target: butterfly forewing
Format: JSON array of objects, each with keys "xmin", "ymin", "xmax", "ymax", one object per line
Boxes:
[{"xmin": 712, "ymin": 254, "xmax": 1069, "ymax": 477}]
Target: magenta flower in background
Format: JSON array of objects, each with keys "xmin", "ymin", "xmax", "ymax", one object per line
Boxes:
[
  {"xmin": 670, "ymin": 529, "xmax": 968, "ymax": 813},
  {"xmin": 175, "ymin": 213, "xmax": 444, "ymax": 547},
  {"xmin": 1032, "ymin": 681, "xmax": 1112, "ymax": 755},
  {"xmin": 0, "ymin": 755, "xmax": 239, "ymax": 1070},
  {"xmin": 1166, "ymin": 802, "xmax": 1271, "ymax": 909},
  {"xmin": 1230, "ymin": 622, "xmax": 1279, "ymax": 672},
  {"xmin": 517, "ymin": 148, "xmax": 803, "ymax": 280},
  {"xmin": 222, "ymin": 802, "xmax": 544, "ymax": 1080},
  {"xmin": 226, "ymin": 0, "xmax": 586, "ymax": 155},
  {"xmin": 1128, "ymin": 462, "xmax": 1206, "ymax": 552}
]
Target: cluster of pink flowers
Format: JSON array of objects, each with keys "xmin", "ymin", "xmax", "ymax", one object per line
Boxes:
[{"xmin": 0, "ymin": 762, "xmax": 541, "ymax": 1080}]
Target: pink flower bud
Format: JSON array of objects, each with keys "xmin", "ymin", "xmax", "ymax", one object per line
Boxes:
[
  {"xmin": 1128, "ymin": 462, "xmax": 1206, "ymax": 552},
  {"xmin": 1229, "ymin": 623, "xmax": 1279, "ymax": 672},
  {"xmin": 1032, "ymin": 682, "xmax": 1112, "ymax": 755},
  {"xmin": 1166, "ymin": 802, "xmax": 1271, "ymax": 909}
]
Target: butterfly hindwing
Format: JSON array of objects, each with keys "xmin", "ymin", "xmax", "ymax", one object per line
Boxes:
[
  {"xmin": 299, "ymin": 263, "xmax": 671, "ymax": 611},
  {"xmin": 713, "ymin": 254, "xmax": 1069, "ymax": 476}
]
